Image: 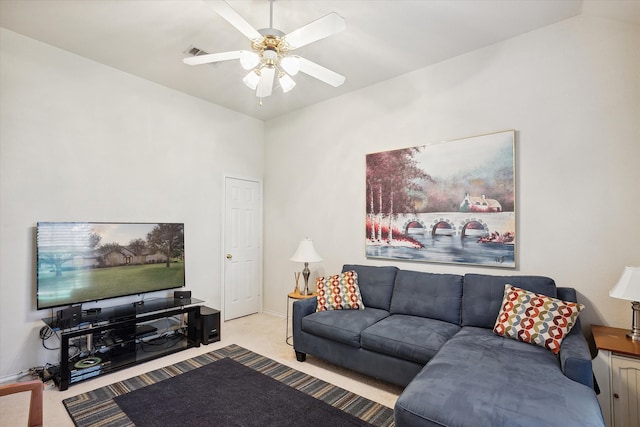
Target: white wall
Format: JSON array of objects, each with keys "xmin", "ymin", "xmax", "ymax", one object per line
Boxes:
[
  {"xmin": 0, "ymin": 29, "xmax": 264, "ymax": 378},
  {"xmin": 1, "ymin": 13, "xmax": 639, "ymax": 379},
  {"xmin": 263, "ymin": 15, "xmax": 640, "ymax": 333}
]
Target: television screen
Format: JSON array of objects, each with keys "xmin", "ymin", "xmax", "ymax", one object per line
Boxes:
[{"xmin": 36, "ymin": 222, "xmax": 185, "ymax": 309}]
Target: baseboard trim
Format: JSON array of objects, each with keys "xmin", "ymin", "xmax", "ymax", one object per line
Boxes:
[
  {"xmin": 0, "ymin": 370, "xmax": 29, "ymax": 384},
  {"xmin": 262, "ymin": 309, "xmax": 285, "ymax": 318}
]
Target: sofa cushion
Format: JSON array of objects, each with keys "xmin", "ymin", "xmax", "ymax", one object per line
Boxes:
[
  {"xmin": 390, "ymin": 270, "xmax": 463, "ymax": 325},
  {"xmin": 461, "ymin": 274, "xmax": 557, "ymax": 329},
  {"xmin": 395, "ymin": 326, "xmax": 605, "ymax": 427},
  {"xmin": 316, "ymin": 271, "xmax": 364, "ymax": 312},
  {"xmin": 494, "ymin": 284, "xmax": 584, "ymax": 354},
  {"xmin": 361, "ymin": 314, "xmax": 461, "ymax": 364},
  {"xmin": 300, "ymin": 307, "xmax": 389, "ymax": 348},
  {"xmin": 342, "ymin": 264, "xmax": 398, "ymax": 311}
]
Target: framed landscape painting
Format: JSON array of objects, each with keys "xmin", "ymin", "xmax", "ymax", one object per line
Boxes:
[{"xmin": 365, "ymin": 130, "xmax": 516, "ymax": 268}]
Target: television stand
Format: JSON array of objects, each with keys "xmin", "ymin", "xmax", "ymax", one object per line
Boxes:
[{"xmin": 42, "ymin": 297, "xmax": 205, "ymax": 391}]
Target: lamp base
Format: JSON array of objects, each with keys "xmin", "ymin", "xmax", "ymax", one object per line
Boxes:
[
  {"xmin": 301, "ymin": 262, "xmax": 312, "ymax": 295},
  {"xmin": 627, "ymin": 301, "xmax": 640, "ymax": 341},
  {"xmin": 626, "ymin": 331, "xmax": 640, "ymax": 341}
]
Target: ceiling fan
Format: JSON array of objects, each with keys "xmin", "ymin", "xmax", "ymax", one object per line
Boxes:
[{"xmin": 184, "ymin": 0, "xmax": 346, "ymax": 101}]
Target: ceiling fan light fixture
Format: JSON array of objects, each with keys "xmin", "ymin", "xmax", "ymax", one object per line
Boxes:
[
  {"xmin": 240, "ymin": 50, "xmax": 260, "ymax": 70},
  {"xmin": 279, "ymin": 73, "xmax": 296, "ymax": 93},
  {"xmin": 184, "ymin": 1, "xmax": 346, "ymax": 103},
  {"xmin": 280, "ymin": 56, "xmax": 300, "ymax": 76},
  {"xmin": 243, "ymin": 70, "xmax": 261, "ymax": 90}
]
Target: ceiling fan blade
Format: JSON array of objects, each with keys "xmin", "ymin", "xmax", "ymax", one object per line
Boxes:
[
  {"xmin": 207, "ymin": 1, "xmax": 262, "ymax": 41},
  {"xmin": 256, "ymin": 67, "xmax": 276, "ymax": 98},
  {"xmin": 285, "ymin": 12, "xmax": 346, "ymax": 50},
  {"xmin": 183, "ymin": 50, "xmax": 243, "ymax": 65},
  {"xmin": 298, "ymin": 57, "xmax": 345, "ymax": 87}
]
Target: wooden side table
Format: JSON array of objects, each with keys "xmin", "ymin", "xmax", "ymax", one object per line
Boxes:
[
  {"xmin": 286, "ymin": 290, "xmax": 317, "ymax": 346},
  {"xmin": 592, "ymin": 325, "xmax": 640, "ymax": 427}
]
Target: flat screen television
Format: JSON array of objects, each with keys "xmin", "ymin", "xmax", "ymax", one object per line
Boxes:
[{"xmin": 36, "ymin": 222, "xmax": 185, "ymax": 310}]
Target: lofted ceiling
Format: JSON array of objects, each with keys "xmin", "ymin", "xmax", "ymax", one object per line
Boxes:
[{"xmin": 1, "ymin": 0, "xmax": 639, "ymax": 121}]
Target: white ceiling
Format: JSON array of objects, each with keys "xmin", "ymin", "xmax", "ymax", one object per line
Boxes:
[{"xmin": 1, "ymin": 0, "xmax": 639, "ymax": 121}]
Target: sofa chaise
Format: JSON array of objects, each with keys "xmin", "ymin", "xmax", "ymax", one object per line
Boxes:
[{"xmin": 292, "ymin": 264, "xmax": 604, "ymax": 427}]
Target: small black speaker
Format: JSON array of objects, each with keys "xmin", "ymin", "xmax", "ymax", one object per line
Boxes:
[
  {"xmin": 174, "ymin": 290, "xmax": 191, "ymax": 300},
  {"xmin": 197, "ymin": 306, "xmax": 220, "ymax": 345},
  {"xmin": 57, "ymin": 305, "xmax": 82, "ymax": 328}
]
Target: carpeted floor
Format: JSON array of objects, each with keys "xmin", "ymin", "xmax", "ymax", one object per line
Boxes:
[{"xmin": 63, "ymin": 344, "xmax": 395, "ymax": 427}]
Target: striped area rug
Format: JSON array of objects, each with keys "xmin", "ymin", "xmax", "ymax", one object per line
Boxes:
[{"xmin": 63, "ymin": 344, "xmax": 395, "ymax": 427}]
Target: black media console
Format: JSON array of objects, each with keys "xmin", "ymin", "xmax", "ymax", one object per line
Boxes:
[{"xmin": 42, "ymin": 297, "xmax": 215, "ymax": 391}]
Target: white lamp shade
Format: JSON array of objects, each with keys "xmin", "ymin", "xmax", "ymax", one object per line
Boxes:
[
  {"xmin": 609, "ymin": 266, "xmax": 640, "ymax": 301},
  {"xmin": 240, "ymin": 50, "xmax": 260, "ymax": 70},
  {"xmin": 289, "ymin": 239, "xmax": 323, "ymax": 263},
  {"xmin": 243, "ymin": 70, "xmax": 260, "ymax": 90},
  {"xmin": 281, "ymin": 56, "xmax": 300, "ymax": 76},
  {"xmin": 279, "ymin": 73, "xmax": 296, "ymax": 93}
]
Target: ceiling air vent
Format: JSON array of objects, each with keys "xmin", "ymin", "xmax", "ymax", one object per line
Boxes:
[{"xmin": 185, "ymin": 46, "xmax": 209, "ymax": 57}]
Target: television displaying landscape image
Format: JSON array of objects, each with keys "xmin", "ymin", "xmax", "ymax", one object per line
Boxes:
[{"xmin": 36, "ymin": 222, "xmax": 185, "ymax": 309}]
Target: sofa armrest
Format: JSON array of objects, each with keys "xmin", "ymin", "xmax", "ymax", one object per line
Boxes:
[
  {"xmin": 292, "ymin": 297, "xmax": 317, "ymax": 347},
  {"xmin": 556, "ymin": 287, "xmax": 594, "ymax": 389},
  {"xmin": 559, "ymin": 319, "xmax": 594, "ymax": 389}
]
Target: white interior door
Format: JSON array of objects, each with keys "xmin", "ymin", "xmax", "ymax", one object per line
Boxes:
[{"xmin": 223, "ymin": 176, "xmax": 262, "ymax": 321}]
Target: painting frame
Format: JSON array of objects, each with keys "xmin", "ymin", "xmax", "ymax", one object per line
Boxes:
[{"xmin": 365, "ymin": 129, "xmax": 516, "ymax": 268}]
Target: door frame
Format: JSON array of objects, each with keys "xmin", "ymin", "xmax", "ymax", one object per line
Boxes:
[{"xmin": 221, "ymin": 174, "xmax": 263, "ymax": 321}]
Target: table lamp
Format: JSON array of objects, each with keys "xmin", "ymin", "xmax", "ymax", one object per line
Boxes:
[
  {"xmin": 609, "ymin": 266, "xmax": 640, "ymax": 341},
  {"xmin": 289, "ymin": 238, "xmax": 323, "ymax": 295}
]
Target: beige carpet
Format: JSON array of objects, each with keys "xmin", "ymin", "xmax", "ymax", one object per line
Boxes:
[{"xmin": 3, "ymin": 312, "xmax": 401, "ymax": 426}]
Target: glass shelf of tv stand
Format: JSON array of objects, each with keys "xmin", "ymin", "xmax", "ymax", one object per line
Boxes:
[
  {"xmin": 41, "ymin": 297, "xmax": 203, "ymax": 390},
  {"xmin": 42, "ymin": 297, "xmax": 203, "ymax": 331}
]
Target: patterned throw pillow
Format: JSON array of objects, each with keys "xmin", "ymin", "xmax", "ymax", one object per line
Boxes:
[
  {"xmin": 316, "ymin": 271, "xmax": 365, "ymax": 312},
  {"xmin": 493, "ymin": 284, "xmax": 584, "ymax": 354}
]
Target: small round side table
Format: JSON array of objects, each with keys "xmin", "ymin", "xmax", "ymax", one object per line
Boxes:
[{"xmin": 286, "ymin": 290, "xmax": 317, "ymax": 346}]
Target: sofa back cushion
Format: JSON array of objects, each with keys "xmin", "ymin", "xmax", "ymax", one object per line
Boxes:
[
  {"xmin": 390, "ymin": 270, "xmax": 463, "ymax": 325},
  {"xmin": 556, "ymin": 287, "xmax": 577, "ymax": 303},
  {"xmin": 461, "ymin": 274, "xmax": 557, "ymax": 328},
  {"xmin": 342, "ymin": 264, "xmax": 398, "ymax": 311}
]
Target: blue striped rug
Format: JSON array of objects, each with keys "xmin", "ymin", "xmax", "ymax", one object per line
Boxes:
[{"xmin": 63, "ymin": 344, "xmax": 395, "ymax": 426}]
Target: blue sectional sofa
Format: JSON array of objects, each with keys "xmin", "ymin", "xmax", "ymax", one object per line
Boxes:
[{"xmin": 292, "ymin": 264, "xmax": 604, "ymax": 427}]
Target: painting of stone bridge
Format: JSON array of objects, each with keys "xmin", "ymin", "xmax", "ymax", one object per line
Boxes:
[{"xmin": 366, "ymin": 130, "xmax": 516, "ymax": 268}]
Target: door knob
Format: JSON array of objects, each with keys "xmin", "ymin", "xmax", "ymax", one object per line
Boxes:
[{"xmin": 226, "ymin": 254, "xmax": 233, "ymax": 260}]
